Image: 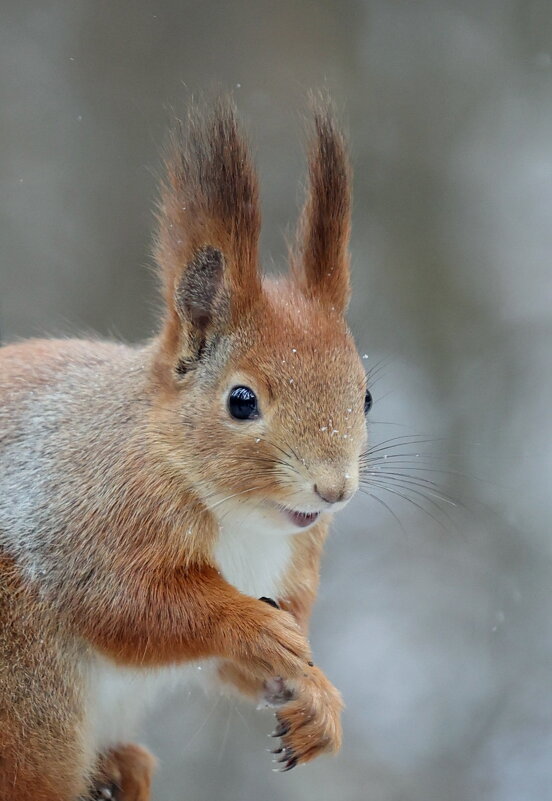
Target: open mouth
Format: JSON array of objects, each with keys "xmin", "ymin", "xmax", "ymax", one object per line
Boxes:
[{"xmin": 282, "ymin": 508, "xmax": 321, "ymax": 528}]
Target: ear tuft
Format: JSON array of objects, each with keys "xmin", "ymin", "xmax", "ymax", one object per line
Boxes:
[
  {"xmin": 153, "ymin": 97, "xmax": 261, "ymax": 366},
  {"xmin": 292, "ymin": 94, "xmax": 352, "ymax": 313}
]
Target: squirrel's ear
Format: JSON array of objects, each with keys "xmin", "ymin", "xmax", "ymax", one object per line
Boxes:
[
  {"xmin": 153, "ymin": 98, "xmax": 261, "ymax": 366},
  {"xmin": 292, "ymin": 98, "xmax": 352, "ymax": 314},
  {"xmin": 172, "ymin": 245, "xmax": 229, "ymax": 364}
]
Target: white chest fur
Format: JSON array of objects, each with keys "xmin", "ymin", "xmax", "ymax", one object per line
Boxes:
[
  {"xmin": 88, "ymin": 514, "xmax": 294, "ymax": 751},
  {"xmin": 213, "ymin": 515, "xmax": 294, "ymax": 600}
]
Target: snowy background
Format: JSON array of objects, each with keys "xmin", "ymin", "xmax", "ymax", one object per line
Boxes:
[{"xmin": 2, "ymin": 2, "xmax": 552, "ymax": 799}]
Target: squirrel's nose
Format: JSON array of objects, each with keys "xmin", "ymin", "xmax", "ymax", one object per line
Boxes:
[{"xmin": 314, "ymin": 481, "xmax": 349, "ymax": 505}]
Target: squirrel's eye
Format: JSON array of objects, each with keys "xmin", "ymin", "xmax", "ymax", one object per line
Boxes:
[
  {"xmin": 364, "ymin": 390, "xmax": 373, "ymax": 415},
  {"xmin": 228, "ymin": 386, "xmax": 259, "ymax": 421}
]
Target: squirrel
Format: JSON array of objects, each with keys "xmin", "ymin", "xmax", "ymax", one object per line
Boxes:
[{"xmin": 0, "ymin": 97, "xmax": 369, "ymax": 801}]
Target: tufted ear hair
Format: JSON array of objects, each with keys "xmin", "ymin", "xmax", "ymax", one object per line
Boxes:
[
  {"xmin": 154, "ymin": 97, "xmax": 261, "ymax": 368},
  {"xmin": 292, "ymin": 97, "xmax": 352, "ymax": 314}
]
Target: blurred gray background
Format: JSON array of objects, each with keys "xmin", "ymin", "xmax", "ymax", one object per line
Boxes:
[{"xmin": 2, "ymin": 1, "xmax": 552, "ymax": 799}]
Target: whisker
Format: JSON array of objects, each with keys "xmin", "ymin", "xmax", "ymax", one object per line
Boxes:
[
  {"xmin": 361, "ymin": 450, "xmax": 500, "ymax": 490},
  {"xmin": 180, "ymin": 694, "xmax": 222, "ymax": 753},
  {"xmin": 362, "ymin": 438, "xmax": 445, "ymax": 459},
  {"xmin": 361, "ymin": 473, "xmax": 457, "ymax": 511},
  {"xmin": 267, "ymin": 440, "xmax": 294, "ymax": 463},
  {"xmin": 218, "ymin": 492, "xmax": 268, "ymax": 527},
  {"xmin": 208, "ymin": 485, "xmax": 266, "ymax": 512},
  {"xmin": 365, "ymin": 356, "xmax": 392, "ymax": 384},
  {"xmin": 363, "ymin": 470, "xmax": 456, "ymax": 507},
  {"xmin": 360, "ymin": 468, "xmax": 457, "ymax": 499},
  {"xmin": 362, "ymin": 457, "xmax": 458, "ymax": 469},
  {"xmin": 262, "ymin": 438, "xmax": 305, "ymax": 476},
  {"xmin": 217, "ymin": 702, "xmax": 234, "ymax": 765},
  {"xmin": 365, "ymin": 432, "xmax": 438, "ymax": 447},
  {"xmin": 367, "ymin": 420, "xmax": 412, "ymax": 428},
  {"xmin": 361, "ymin": 490, "xmax": 407, "ymax": 534},
  {"xmin": 358, "ymin": 483, "xmax": 449, "ymax": 530},
  {"xmin": 279, "ymin": 435, "xmax": 304, "ymax": 466},
  {"xmin": 361, "ymin": 447, "xmax": 449, "ymax": 459}
]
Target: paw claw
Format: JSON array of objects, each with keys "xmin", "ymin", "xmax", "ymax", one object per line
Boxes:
[
  {"xmin": 259, "ymin": 596, "xmax": 280, "ymax": 609},
  {"xmin": 265, "ymin": 669, "xmax": 343, "ymax": 772},
  {"xmin": 88, "ymin": 784, "xmax": 118, "ymax": 801},
  {"xmin": 276, "ymin": 746, "xmax": 295, "ymax": 764},
  {"xmin": 271, "ymin": 720, "xmax": 290, "ymax": 737}
]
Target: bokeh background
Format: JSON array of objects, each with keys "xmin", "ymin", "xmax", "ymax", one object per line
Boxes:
[{"xmin": 2, "ymin": 1, "xmax": 552, "ymax": 799}]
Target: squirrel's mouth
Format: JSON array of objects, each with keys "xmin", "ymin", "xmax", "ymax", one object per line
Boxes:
[{"xmin": 280, "ymin": 508, "xmax": 321, "ymax": 528}]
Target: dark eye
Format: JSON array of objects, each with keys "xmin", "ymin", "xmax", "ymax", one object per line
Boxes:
[
  {"xmin": 364, "ymin": 390, "xmax": 373, "ymax": 414},
  {"xmin": 228, "ymin": 386, "xmax": 259, "ymax": 420}
]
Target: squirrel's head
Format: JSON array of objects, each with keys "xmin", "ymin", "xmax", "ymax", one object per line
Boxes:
[{"xmin": 150, "ymin": 97, "xmax": 368, "ymax": 534}]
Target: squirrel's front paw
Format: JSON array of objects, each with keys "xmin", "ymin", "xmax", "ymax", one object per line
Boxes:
[
  {"xmin": 263, "ymin": 676, "xmax": 295, "ymax": 707},
  {"xmin": 269, "ymin": 667, "xmax": 343, "ymax": 771},
  {"xmin": 233, "ymin": 603, "xmax": 313, "ymax": 680}
]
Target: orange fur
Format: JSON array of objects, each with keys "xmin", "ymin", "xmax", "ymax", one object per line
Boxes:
[
  {"xmin": 76, "ymin": 562, "xmax": 312, "ymax": 675},
  {"xmin": 94, "ymin": 744, "xmax": 156, "ymax": 801},
  {"xmin": 0, "ymin": 96, "xmax": 366, "ymax": 796},
  {"xmin": 292, "ymin": 94, "xmax": 352, "ymax": 313}
]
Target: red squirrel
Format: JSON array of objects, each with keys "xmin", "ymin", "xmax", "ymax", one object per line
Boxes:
[{"xmin": 0, "ymin": 97, "xmax": 369, "ymax": 801}]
